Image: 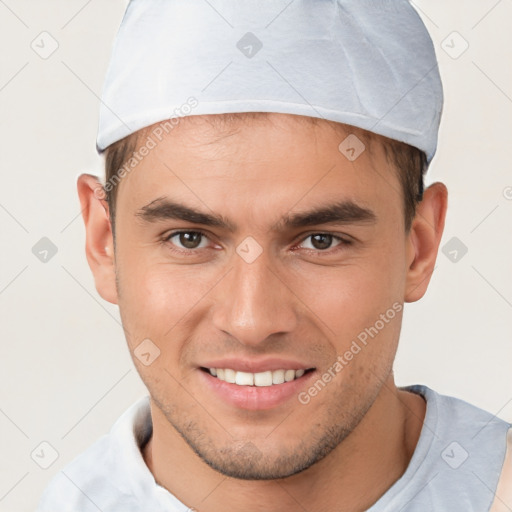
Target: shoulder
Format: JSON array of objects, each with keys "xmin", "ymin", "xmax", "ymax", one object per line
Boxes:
[
  {"xmin": 36, "ymin": 395, "xmax": 152, "ymax": 512},
  {"xmin": 412, "ymin": 384, "xmax": 512, "ymax": 439},
  {"xmin": 387, "ymin": 385, "xmax": 512, "ymax": 511},
  {"xmin": 407, "ymin": 384, "xmax": 511, "ymax": 465},
  {"xmin": 36, "ymin": 435, "xmax": 120, "ymax": 512}
]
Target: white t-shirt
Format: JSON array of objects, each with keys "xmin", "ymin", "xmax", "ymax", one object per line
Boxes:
[{"xmin": 36, "ymin": 385, "xmax": 512, "ymax": 511}]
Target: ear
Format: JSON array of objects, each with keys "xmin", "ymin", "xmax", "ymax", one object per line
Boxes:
[
  {"xmin": 77, "ymin": 174, "xmax": 118, "ymax": 304},
  {"xmin": 404, "ymin": 182, "xmax": 448, "ymax": 302}
]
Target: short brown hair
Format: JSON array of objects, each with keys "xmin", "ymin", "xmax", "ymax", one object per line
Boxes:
[{"xmin": 103, "ymin": 113, "xmax": 426, "ymax": 235}]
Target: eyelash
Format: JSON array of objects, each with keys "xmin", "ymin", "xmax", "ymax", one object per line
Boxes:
[{"xmin": 162, "ymin": 230, "xmax": 352, "ymax": 256}]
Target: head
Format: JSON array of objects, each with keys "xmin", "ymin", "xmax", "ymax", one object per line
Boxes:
[{"xmin": 78, "ymin": 111, "xmax": 447, "ymax": 479}]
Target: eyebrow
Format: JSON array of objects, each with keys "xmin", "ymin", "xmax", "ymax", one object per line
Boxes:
[
  {"xmin": 135, "ymin": 197, "xmax": 236, "ymax": 230},
  {"xmin": 274, "ymin": 201, "xmax": 377, "ymax": 230},
  {"xmin": 135, "ymin": 197, "xmax": 377, "ymax": 231}
]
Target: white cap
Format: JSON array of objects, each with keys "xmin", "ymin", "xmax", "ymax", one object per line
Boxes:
[{"xmin": 97, "ymin": 0, "xmax": 443, "ymax": 163}]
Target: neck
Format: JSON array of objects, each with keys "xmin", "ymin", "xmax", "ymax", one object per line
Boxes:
[{"xmin": 143, "ymin": 377, "xmax": 426, "ymax": 512}]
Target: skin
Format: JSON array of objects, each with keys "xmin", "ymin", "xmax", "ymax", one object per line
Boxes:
[{"xmin": 78, "ymin": 113, "xmax": 447, "ymax": 512}]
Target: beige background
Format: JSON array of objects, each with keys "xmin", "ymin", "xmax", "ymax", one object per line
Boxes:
[{"xmin": 0, "ymin": 1, "xmax": 511, "ymax": 510}]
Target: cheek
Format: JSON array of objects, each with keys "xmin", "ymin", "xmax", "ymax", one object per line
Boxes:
[
  {"xmin": 291, "ymin": 237, "xmax": 406, "ymax": 355},
  {"xmin": 116, "ymin": 258, "xmax": 219, "ymax": 347},
  {"xmin": 116, "ymin": 265, "xmax": 204, "ymax": 386}
]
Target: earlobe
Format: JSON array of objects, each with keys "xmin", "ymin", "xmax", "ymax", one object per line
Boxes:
[
  {"xmin": 77, "ymin": 174, "xmax": 119, "ymax": 305},
  {"xmin": 404, "ymin": 182, "xmax": 448, "ymax": 303}
]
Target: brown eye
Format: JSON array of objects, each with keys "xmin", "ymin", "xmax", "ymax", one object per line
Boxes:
[
  {"xmin": 167, "ymin": 231, "xmax": 208, "ymax": 250},
  {"xmin": 298, "ymin": 234, "xmax": 344, "ymax": 251},
  {"xmin": 311, "ymin": 234, "xmax": 332, "ymax": 250}
]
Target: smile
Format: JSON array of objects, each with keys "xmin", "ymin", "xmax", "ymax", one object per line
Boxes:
[{"xmin": 203, "ymin": 367, "xmax": 312, "ymax": 386}]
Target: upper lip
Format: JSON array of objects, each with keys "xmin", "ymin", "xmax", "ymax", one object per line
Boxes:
[{"xmin": 200, "ymin": 358, "xmax": 314, "ymax": 373}]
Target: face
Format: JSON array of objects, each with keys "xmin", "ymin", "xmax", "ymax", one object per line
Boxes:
[{"xmin": 112, "ymin": 114, "xmax": 410, "ymax": 479}]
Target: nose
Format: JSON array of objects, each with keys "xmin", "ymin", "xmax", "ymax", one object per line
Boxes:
[{"xmin": 211, "ymin": 251, "xmax": 298, "ymax": 347}]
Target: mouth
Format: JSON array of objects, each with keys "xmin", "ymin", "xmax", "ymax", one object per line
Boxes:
[
  {"xmin": 200, "ymin": 367, "xmax": 315, "ymax": 387},
  {"xmin": 198, "ymin": 358, "xmax": 318, "ymax": 410}
]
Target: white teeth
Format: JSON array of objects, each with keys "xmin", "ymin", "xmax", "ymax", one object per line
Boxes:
[
  {"xmin": 254, "ymin": 371, "xmax": 273, "ymax": 387},
  {"xmin": 272, "ymin": 369, "xmax": 285, "ymax": 385},
  {"xmin": 284, "ymin": 369, "xmax": 295, "ymax": 382},
  {"xmin": 235, "ymin": 371, "xmax": 254, "ymax": 386},
  {"xmin": 224, "ymin": 368, "xmax": 236, "ymax": 383},
  {"xmin": 209, "ymin": 368, "xmax": 308, "ymax": 386}
]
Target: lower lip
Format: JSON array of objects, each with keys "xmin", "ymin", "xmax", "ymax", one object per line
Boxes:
[{"xmin": 199, "ymin": 369, "xmax": 315, "ymax": 411}]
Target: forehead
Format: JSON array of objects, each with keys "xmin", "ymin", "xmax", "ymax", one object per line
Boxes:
[
  {"xmin": 114, "ymin": 113, "xmax": 398, "ymax": 226},
  {"xmin": 125, "ymin": 113, "xmax": 378, "ymax": 176},
  {"xmin": 168, "ymin": 113, "xmax": 373, "ymax": 153}
]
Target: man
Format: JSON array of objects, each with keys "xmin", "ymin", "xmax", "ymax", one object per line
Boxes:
[{"xmin": 37, "ymin": 0, "xmax": 511, "ymax": 510}]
